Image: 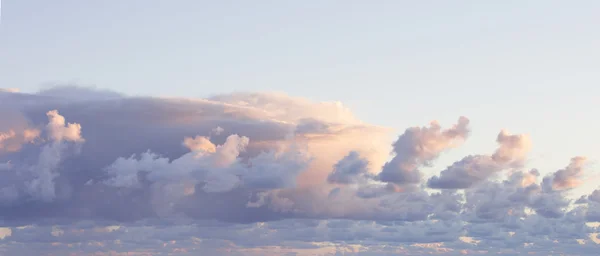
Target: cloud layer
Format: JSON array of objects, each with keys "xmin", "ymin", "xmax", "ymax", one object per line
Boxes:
[{"xmin": 0, "ymin": 87, "xmax": 598, "ymax": 255}]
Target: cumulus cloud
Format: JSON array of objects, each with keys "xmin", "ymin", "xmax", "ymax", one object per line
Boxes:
[
  {"xmin": 327, "ymin": 151, "xmax": 371, "ymax": 184},
  {"xmin": 492, "ymin": 130, "xmax": 532, "ymax": 166},
  {"xmin": 550, "ymin": 156, "xmax": 588, "ymax": 190},
  {"xmin": 45, "ymin": 110, "xmax": 85, "ymax": 143},
  {"xmin": 0, "ymin": 128, "xmax": 40, "ymax": 153},
  {"xmin": 27, "ymin": 110, "xmax": 85, "ymax": 202},
  {"xmin": 104, "ymin": 133, "xmax": 307, "ymax": 195},
  {"xmin": 0, "ymin": 86, "xmax": 598, "ymax": 255},
  {"xmin": 182, "ymin": 135, "xmax": 217, "ymax": 153},
  {"xmin": 378, "ymin": 117, "xmax": 470, "ymax": 185},
  {"xmin": 0, "ymin": 109, "xmax": 41, "ymax": 154},
  {"xmin": 427, "ymin": 130, "xmax": 532, "ymax": 189}
]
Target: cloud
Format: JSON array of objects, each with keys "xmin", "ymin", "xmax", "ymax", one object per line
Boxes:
[
  {"xmin": 378, "ymin": 117, "xmax": 470, "ymax": 185},
  {"xmin": 0, "ymin": 86, "xmax": 598, "ymax": 255},
  {"xmin": 550, "ymin": 156, "xmax": 588, "ymax": 190},
  {"xmin": 103, "ymin": 133, "xmax": 308, "ymax": 195},
  {"xmin": 26, "ymin": 110, "xmax": 85, "ymax": 202},
  {"xmin": 0, "ymin": 88, "xmax": 20, "ymax": 93},
  {"xmin": 327, "ymin": 151, "xmax": 371, "ymax": 184},
  {"xmin": 0, "ymin": 128, "xmax": 40, "ymax": 153},
  {"xmin": 45, "ymin": 110, "xmax": 85, "ymax": 143},
  {"xmin": 427, "ymin": 130, "xmax": 532, "ymax": 189},
  {"xmin": 492, "ymin": 130, "xmax": 532, "ymax": 166},
  {"xmin": 0, "ymin": 227, "xmax": 11, "ymax": 239},
  {"xmin": 0, "ymin": 109, "xmax": 41, "ymax": 154}
]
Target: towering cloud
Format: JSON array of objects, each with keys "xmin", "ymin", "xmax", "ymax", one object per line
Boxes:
[
  {"xmin": 103, "ymin": 132, "xmax": 307, "ymax": 195},
  {"xmin": 0, "ymin": 109, "xmax": 85, "ymax": 203},
  {"xmin": 378, "ymin": 116, "xmax": 470, "ymax": 185},
  {"xmin": 45, "ymin": 110, "xmax": 85, "ymax": 143},
  {"xmin": 0, "ymin": 87, "xmax": 597, "ymax": 255},
  {"xmin": 27, "ymin": 110, "xmax": 85, "ymax": 202},
  {"xmin": 427, "ymin": 130, "xmax": 532, "ymax": 189},
  {"xmin": 0, "ymin": 128, "xmax": 40, "ymax": 153}
]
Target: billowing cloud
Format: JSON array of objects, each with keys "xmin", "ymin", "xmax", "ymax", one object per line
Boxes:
[
  {"xmin": 427, "ymin": 130, "xmax": 532, "ymax": 189},
  {"xmin": 0, "ymin": 128, "xmax": 40, "ymax": 153},
  {"xmin": 0, "ymin": 109, "xmax": 84, "ymax": 203},
  {"xmin": 103, "ymin": 133, "xmax": 308, "ymax": 194},
  {"xmin": 378, "ymin": 117, "xmax": 470, "ymax": 185},
  {"xmin": 327, "ymin": 151, "xmax": 371, "ymax": 184},
  {"xmin": 0, "ymin": 86, "xmax": 598, "ymax": 255},
  {"xmin": 550, "ymin": 156, "xmax": 588, "ymax": 190}
]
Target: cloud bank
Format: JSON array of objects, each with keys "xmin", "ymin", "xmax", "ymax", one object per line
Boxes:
[{"xmin": 0, "ymin": 87, "xmax": 598, "ymax": 255}]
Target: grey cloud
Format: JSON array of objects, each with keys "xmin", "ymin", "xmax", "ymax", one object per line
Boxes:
[
  {"xmin": 103, "ymin": 133, "xmax": 309, "ymax": 195},
  {"xmin": 577, "ymin": 189, "xmax": 600, "ymax": 204},
  {"xmin": 0, "ymin": 89, "xmax": 321, "ymax": 224},
  {"xmin": 1, "ymin": 86, "xmax": 599, "ymax": 255},
  {"xmin": 378, "ymin": 116, "xmax": 470, "ymax": 185},
  {"xmin": 427, "ymin": 130, "xmax": 532, "ymax": 189},
  {"xmin": 355, "ymin": 183, "xmax": 399, "ymax": 199},
  {"xmin": 427, "ymin": 155, "xmax": 499, "ymax": 189},
  {"xmin": 3, "ymin": 216, "xmax": 596, "ymax": 256},
  {"xmin": 0, "ymin": 88, "xmax": 20, "ymax": 93},
  {"xmin": 0, "ymin": 110, "xmax": 84, "ymax": 203},
  {"xmin": 327, "ymin": 151, "xmax": 370, "ymax": 184}
]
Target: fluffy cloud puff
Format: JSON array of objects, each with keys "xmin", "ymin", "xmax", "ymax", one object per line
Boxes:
[
  {"xmin": 427, "ymin": 130, "xmax": 532, "ymax": 189},
  {"xmin": 0, "ymin": 87, "xmax": 598, "ymax": 255},
  {"xmin": 378, "ymin": 117, "xmax": 470, "ymax": 185}
]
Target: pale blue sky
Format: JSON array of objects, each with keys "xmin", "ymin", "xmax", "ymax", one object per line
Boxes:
[{"xmin": 1, "ymin": 0, "xmax": 598, "ymax": 191}]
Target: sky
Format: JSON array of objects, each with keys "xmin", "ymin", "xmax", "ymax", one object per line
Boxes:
[{"xmin": 0, "ymin": 0, "xmax": 600, "ymax": 255}]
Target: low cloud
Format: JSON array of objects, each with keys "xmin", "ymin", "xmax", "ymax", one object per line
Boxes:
[
  {"xmin": 0, "ymin": 128, "xmax": 40, "ymax": 153},
  {"xmin": 378, "ymin": 117, "xmax": 470, "ymax": 185},
  {"xmin": 550, "ymin": 156, "xmax": 588, "ymax": 190},
  {"xmin": 0, "ymin": 88, "xmax": 20, "ymax": 93},
  {"xmin": 427, "ymin": 130, "xmax": 532, "ymax": 189},
  {"xmin": 327, "ymin": 151, "xmax": 371, "ymax": 184},
  {"xmin": 0, "ymin": 86, "xmax": 598, "ymax": 255}
]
